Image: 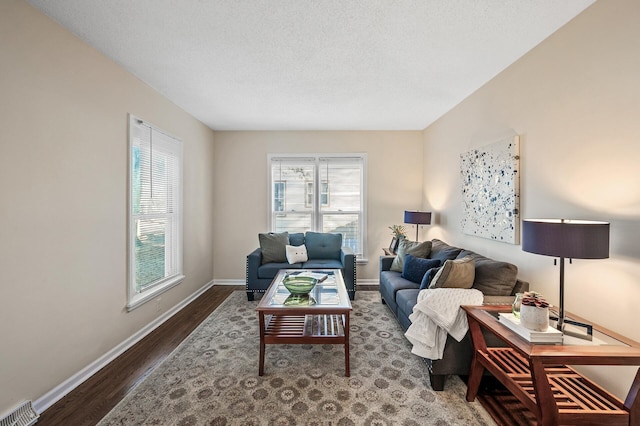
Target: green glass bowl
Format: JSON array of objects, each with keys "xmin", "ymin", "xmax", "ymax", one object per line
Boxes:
[{"xmin": 282, "ymin": 275, "xmax": 318, "ymax": 295}]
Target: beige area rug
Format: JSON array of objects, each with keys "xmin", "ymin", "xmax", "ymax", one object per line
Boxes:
[{"xmin": 98, "ymin": 291, "xmax": 496, "ymax": 426}]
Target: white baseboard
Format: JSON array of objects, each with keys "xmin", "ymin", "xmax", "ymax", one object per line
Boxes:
[
  {"xmin": 33, "ymin": 280, "xmax": 215, "ymax": 415},
  {"xmin": 213, "ymin": 279, "xmax": 245, "ymax": 286}
]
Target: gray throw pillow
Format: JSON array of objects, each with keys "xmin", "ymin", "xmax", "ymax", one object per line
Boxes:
[
  {"xmin": 455, "ymin": 249, "xmax": 518, "ymax": 295},
  {"xmin": 390, "ymin": 239, "xmax": 432, "ymax": 272},
  {"xmin": 259, "ymin": 232, "xmax": 289, "ymax": 264},
  {"xmin": 429, "ymin": 256, "xmax": 476, "ymax": 289},
  {"xmin": 472, "ymin": 256, "xmax": 518, "ymax": 296},
  {"xmin": 429, "ymin": 239, "xmax": 463, "ymax": 263}
]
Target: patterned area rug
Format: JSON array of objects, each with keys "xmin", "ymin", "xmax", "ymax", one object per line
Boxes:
[{"xmin": 99, "ymin": 291, "xmax": 496, "ymax": 425}]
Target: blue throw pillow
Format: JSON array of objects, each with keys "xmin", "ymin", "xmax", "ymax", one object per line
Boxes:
[
  {"xmin": 401, "ymin": 255, "xmax": 442, "ymax": 284},
  {"xmin": 305, "ymin": 232, "xmax": 342, "ymax": 260},
  {"xmin": 289, "ymin": 232, "xmax": 305, "ymax": 247},
  {"xmin": 420, "ymin": 267, "xmax": 441, "ymax": 289}
]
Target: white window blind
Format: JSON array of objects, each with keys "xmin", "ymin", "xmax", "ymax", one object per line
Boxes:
[
  {"xmin": 269, "ymin": 155, "xmax": 366, "ymax": 258},
  {"xmin": 128, "ymin": 115, "xmax": 184, "ymax": 310}
]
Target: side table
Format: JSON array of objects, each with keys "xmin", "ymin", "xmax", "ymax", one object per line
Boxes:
[{"xmin": 463, "ymin": 305, "xmax": 640, "ymax": 426}]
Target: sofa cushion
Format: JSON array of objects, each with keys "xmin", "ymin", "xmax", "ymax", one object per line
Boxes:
[
  {"xmin": 286, "ymin": 244, "xmax": 308, "ymax": 264},
  {"xmin": 401, "ymin": 255, "xmax": 442, "ymax": 284},
  {"xmin": 257, "ymin": 261, "xmax": 301, "ymax": 279},
  {"xmin": 457, "ymin": 249, "xmax": 518, "ymax": 296},
  {"xmin": 429, "ymin": 256, "xmax": 475, "ymax": 289},
  {"xmin": 289, "ymin": 232, "xmax": 305, "ymax": 247},
  {"xmin": 302, "ymin": 259, "xmax": 343, "ymax": 269},
  {"xmin": 379, "ymin": 271, "xmax": 420, "ymax": 315},
  {"xmin": 259, "ymin": 232, "xmax": 289, "ymax": 264},
  {"xmin": 305, "ymin": 232, "xmax": 342, "ymax": 260},
  {"xmin": 429, "ymin": 239, "xmax": 462, "ymax": 263},
  {"xmin": 390, "ymin": 239, "xmax": 432, "ymax": 272},
  {"xmin": 396, "ymin": 288, "xmax": 421, "ymax": 320}
]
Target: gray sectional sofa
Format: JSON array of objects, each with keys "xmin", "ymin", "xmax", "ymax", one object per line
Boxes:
[
  {"xmin": 246, "ymin": 231, "xmax": 356, "ymax": 301},
  {"xmin": 380, "ymin": 238, "xmax": 528, "ymax": 390}
]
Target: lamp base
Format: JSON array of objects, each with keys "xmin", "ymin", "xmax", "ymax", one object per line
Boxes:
[{"xmin": 550, "ymin": 310, "xmax": 593, "ymax": 341}]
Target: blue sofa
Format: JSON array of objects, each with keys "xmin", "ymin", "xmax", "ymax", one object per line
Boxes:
[
  {"xmin": 380, "ymin": 238, "xmax": 528, "ymax": 390},
  {"xmin": 246, "ymin": 231, "xmax": 356, "ymax": 301}
]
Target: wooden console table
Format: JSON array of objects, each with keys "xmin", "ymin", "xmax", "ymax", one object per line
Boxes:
[{"xmin": 463, "ymin": 305, "xmax": 640, "ymax": 425}]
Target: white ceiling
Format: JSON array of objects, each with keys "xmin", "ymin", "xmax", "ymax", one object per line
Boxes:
[{"xmin": 28, "ymin": 0, "xmax": 595, "ymax": 131}]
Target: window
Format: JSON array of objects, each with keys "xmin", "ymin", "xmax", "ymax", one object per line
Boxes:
[
  {"xmin": 274, "ymin": 181, "xmax": 286, "ymax": 212},
  {"xmin": 128, "ymin": 115, "xmax": 184, "ymax": 310},
  {"xmin": 305, "ymin": 181, "xmax": 313, "ymax": 207},
  {"xmin": 269, "ymin": 155, "xmax": 366, "ymax": 259},
  {"xmin": 320, "ymin": 181, "xmax": 329, "ymax": 207},
  {"xmin": 305, "ymin": 180, "xmax": 329, "ymax": 208}
]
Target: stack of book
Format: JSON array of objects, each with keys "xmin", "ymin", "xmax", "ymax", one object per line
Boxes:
[{"xmin": 498, "ymin": 312, "xmax": 564, "ymax": 343}]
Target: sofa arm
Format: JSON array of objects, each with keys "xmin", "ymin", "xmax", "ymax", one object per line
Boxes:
[
  {"xmin": 340, "ymin": 247, "xmax": 356, "ymax": 298},
  {"xmin": 246, "ymin": 248, "xmax": 263, "ymax": 286},
  {"xmin": 512, "ymin": 279, "xmax": 529, "ymax": 295},
  {"xmin": 380, "ymin": 255, "xmax": 395, "ymax": 272}
]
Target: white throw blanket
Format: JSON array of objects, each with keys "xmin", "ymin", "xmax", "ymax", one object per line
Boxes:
[{"xmin": 404, "ymin": 288, "xmax": 483, "ymax": 360}]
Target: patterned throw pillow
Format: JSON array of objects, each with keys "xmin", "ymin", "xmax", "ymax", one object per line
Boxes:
[{"xmin": 285, "ymin": 244, "xmax": 308, "ymax": 264}]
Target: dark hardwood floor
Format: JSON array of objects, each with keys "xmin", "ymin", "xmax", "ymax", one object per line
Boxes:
[
  {"xmin": 37, "ymin": 285, "xmax": 243, "ymax": 426},
  {"xmin": 36, "ymin": 285, "xmax": 526, "ymax": 425}
]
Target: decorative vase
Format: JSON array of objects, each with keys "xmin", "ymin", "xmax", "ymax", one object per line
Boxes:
[
  {"xmin": 512, "ymin": 293, "xmax": 524, "ymax": 318},
  {"xmin": 520, "ymin": 304, "xmax": 550, "ymax": 331}
]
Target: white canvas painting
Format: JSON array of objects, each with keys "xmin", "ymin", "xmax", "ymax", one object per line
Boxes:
[{"xmin": 460, "ymin": 136, "xmax": 520, "ymax": 244}]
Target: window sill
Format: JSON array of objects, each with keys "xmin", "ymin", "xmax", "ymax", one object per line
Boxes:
[{"xmin": 127, "ymin": 274, "xmax": 185, "ymax": 312}]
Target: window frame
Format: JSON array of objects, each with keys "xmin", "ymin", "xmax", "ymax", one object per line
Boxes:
[
  {"xmin": 267, "ymin": 154, "xmax": 367, "ymax": 261},
  {"xmin": 127, "ymin": 114, "xmax": 184, "ymax": 311}
]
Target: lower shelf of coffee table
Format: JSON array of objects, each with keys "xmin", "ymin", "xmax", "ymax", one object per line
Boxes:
[
  {"xmin": 483, "ymin": 347, "xmax": 629, "ymax": 424},
  {"xmin": 264, "ymin": 314, "xmax": 346, "ymax": 343}
]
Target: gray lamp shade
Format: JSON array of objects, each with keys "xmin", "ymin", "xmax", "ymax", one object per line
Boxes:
[
  {"xmin": 522, "ymin": 219, "xmax": 610, "ymax": 259},
  {"xmin": 404, "ymin": 211, "xmax": 432, "ymax": 225}
]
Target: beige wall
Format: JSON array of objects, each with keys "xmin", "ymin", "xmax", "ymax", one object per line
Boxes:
[
  {"xmin": 0, "ymin": 0, "xmax": 215, "ymax": 414},
  {"xmin": 212, "ymin": 131, "xmax": 423, "ymax": 281},
  {"xmin": 422, "ymin": 0, "xmax": 640, "ymax": 399}
]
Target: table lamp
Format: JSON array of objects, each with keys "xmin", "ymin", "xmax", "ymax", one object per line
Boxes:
[
  {"xmin": 404, "ymin": 210, "xmax": 432, "ymax": 241},
  {"xmin": 522, "ymin": 219, "xmax": 610, "ymax": 334}
]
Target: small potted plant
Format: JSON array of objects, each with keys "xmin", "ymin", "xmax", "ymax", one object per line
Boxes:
[
  {"xmin": 389, "ymin": 225, "xmax": 407, "ymax": 239},
  {"xmin": 388, "ymin": 225, "xmax": 407, "ymax": 253},
  {"xmin": 519, "ymin": 291, "xmax": 550, "ymax": 331}
]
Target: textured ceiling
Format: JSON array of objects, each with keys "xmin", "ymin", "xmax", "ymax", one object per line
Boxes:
[{"xmin": 27, "ymin": 0, "xmax": 595, "ymax": 131}]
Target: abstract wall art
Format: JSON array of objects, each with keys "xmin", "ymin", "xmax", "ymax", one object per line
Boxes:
[{"xmin": 460, "ymin": 135, "xmax": 520, "ymax": 244}]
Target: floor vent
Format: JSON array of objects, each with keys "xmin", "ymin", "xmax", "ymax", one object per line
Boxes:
[{"xmin": 0, "ymin": 401, "xmax": 38, "ymax": 426}]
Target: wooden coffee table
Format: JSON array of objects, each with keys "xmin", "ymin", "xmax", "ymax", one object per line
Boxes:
[{"xmin": 256, "ymin": 269, "xmax": 352, "ymax": 376}]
